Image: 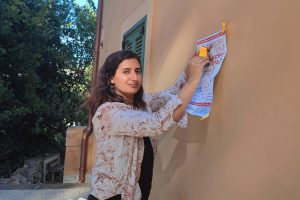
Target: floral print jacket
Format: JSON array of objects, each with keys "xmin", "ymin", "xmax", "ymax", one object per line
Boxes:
[{"xmin": 90, "ymin": 73, "xmax": 188, "ymax": 200}]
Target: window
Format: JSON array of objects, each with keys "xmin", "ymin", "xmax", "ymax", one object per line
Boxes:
[{"xmin": 122, "ymin": 16, "xmax": 147, "ymax": 70}]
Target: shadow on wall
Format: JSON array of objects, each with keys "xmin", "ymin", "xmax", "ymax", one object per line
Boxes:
[{"xmin": 155, "ymin": 114, "xmax": 210, "ymax": 187}]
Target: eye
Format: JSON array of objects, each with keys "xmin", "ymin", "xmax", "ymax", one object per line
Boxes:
[
  {"xmin": 123, "ymin": 69, "xmax": 130, "ymax": 74},
  {"xmin": 135, "ymin": 68, "xmax": 142, "ymax": 74}
]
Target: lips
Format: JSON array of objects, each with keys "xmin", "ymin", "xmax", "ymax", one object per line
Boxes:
[{"xmin": 128, "ymin": 84, "xmax": 139, "ymax": 88}]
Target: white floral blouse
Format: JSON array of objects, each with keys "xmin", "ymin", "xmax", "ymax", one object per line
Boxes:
[{"xmin": 90, "ymin": 73, "xmax": 188, "ymax": 200}]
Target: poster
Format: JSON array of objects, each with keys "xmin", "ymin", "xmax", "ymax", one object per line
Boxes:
[{"xmin": 186, "ymin": 23, "xmax": 227, "ymax": 119}]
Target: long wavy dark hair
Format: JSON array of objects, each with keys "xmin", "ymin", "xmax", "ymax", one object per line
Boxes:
[{"xmin": 88, "ymin": 50, "xmax": 146, "ymax": 117}]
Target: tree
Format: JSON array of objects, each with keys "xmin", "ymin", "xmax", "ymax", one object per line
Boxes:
[{"xmin": 0, "ymin": 0, "xmax": 96, "ymax": 177}]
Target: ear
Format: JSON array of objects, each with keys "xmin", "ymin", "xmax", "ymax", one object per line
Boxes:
[{"xmin": 110, "ymin": 78, "xmax": 115, "ymax": 85}]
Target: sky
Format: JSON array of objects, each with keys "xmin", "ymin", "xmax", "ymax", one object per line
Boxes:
[{"xmin": 75, "ymin": 0, "xmax": 98, "ymax": 7}]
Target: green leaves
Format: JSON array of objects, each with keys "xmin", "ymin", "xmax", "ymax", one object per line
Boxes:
[{"xmin": 0, "ymin": 0, "xmax": 96, "ymax": 177}]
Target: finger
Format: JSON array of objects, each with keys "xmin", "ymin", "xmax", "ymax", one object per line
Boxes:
[
  {"xmin": 202, "ymin": 60, "xmax": 210, "ymax": 67},
  {"xmin": 191, "ymin": 55, "xmax": 202, "ymax": 63},
  {"xmin": 197, "ymin": 55, "xmax": 210, "ymax": 62},
  {"xmin": 208, "ymin": 52, "xmax": 214, "ymax": 61},
  {"xmin": 207, "ymin": 45, "xmax": 213, "ymax": 52},
  {"xmin": 201, "ymin": 58, "xmax": 211, "ymax": 65},
  {"xmin": 192, "ymin": 55, "xmax": 209, "ymax": 63},
  {"xmin": 191, "ymin": 56, "xmax": 202, "ymax": 64},
  {"xmin": 192, "ymin": 58, "xmax": 209, "ymax": 66},
  {"xmin": 203, "ymin": 59, "xmax": 210, "ymax": 64}
]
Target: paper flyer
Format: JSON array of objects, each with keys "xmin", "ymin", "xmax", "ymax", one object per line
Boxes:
[{"xmin": 186, "ymin": 23, "xmax": 227, "ymax": 119}]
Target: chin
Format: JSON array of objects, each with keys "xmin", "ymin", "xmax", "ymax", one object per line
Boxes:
[
  {"xmin": 127, "ymin": 87, "xmax": 141, "ymax": 94},
  {"xmin": 127, "ymin": 90, "xmax": 140, "ymax": 95}
]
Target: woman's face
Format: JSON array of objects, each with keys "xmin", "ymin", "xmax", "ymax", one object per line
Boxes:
[{"xmin": 111, "ymin": 58, "xmax": 143, "ymax": 103}]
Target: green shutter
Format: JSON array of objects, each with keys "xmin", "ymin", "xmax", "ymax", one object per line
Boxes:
[{"xmin": 122, "ymin": 16, "xmax": 146, "ymax": 70}]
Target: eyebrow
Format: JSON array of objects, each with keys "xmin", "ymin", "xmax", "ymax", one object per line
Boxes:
[{"xmin": 122, "ymin": 67, "xmax": 141, "ymax": 70}]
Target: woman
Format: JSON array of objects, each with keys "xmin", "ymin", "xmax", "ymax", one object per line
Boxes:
[{"xmin": 87, "ymin": 50, "xmax": 211, "ymax": 200}]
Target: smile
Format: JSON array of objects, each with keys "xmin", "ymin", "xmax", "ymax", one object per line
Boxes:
[{"xmin": 128, "ymin": 84, "xmax": 139, "ymax": 88}]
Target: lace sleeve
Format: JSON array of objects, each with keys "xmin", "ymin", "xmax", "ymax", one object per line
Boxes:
[{"xmin": 93, "ymin": 95, "xmax": 184, "ymax": 137}]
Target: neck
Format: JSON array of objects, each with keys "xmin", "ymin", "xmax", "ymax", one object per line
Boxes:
[{"xmin": 116, "ymin": 91, "xmax": 134, "ymax": 104}]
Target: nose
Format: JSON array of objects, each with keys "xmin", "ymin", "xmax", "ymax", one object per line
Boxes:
[{"xmin": 130, "ymin": 71, "xmax": 139, "ymax": 81}]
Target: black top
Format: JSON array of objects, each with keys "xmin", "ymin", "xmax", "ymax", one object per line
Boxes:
[{"xmin": 138, "ymin": 137, "xmax": 154, "ymax": 200}]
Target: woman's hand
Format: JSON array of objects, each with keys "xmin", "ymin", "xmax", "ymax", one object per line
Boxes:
[
  {"xmin": 185, "ymin": 52, "xmax": 212, "ymax": 82},
  {"xmin": 173, "ymin": 52, "xmax": 213, "ymax": 122}
]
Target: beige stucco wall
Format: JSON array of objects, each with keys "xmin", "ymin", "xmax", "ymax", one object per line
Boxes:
[{"xmin": 98, "ymin": 0, "xmax": 300, "ymax": 199}]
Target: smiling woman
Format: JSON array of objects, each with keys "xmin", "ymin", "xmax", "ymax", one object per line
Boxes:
[{"xmin": 86, "ymin": 49, "xmax": 210, "ymax": 199}]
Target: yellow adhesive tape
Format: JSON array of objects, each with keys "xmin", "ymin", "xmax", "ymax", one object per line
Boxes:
[
  {"xmin": 222, "ymin": 22, "xmax": 226, "ymax": 34},
  {"xmin": 199, "ymin": 47, "xmax": 207, "ymax": 57},
  {"xmin": 200, "ymin": 113, "xmax": 209, "ymax": 120}
]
